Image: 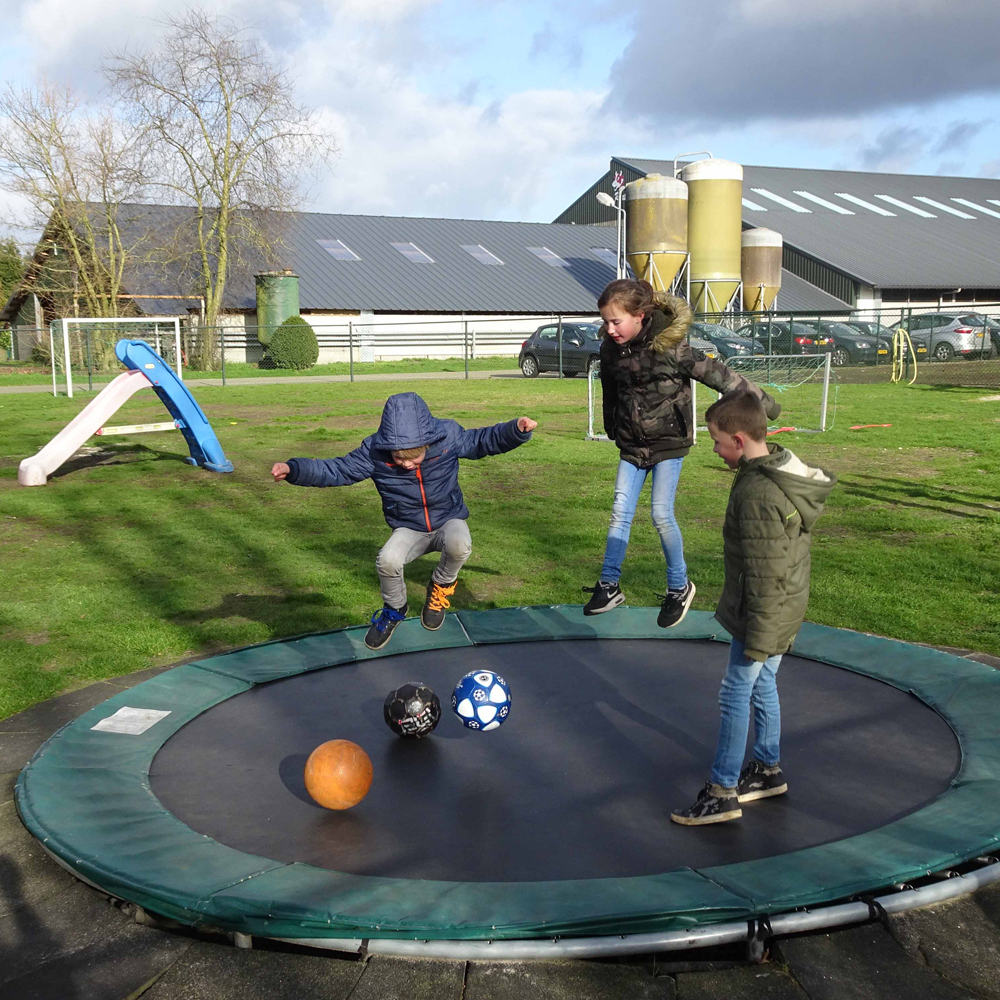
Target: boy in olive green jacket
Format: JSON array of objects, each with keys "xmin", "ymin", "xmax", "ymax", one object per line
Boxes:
[{"xmin": 671, "ymin": 391, "xmax": 835, "ymax": 826}]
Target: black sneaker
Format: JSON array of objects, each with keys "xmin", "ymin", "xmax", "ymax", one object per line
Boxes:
[
  {"xmin": 670, "ymin": 782, "xmax": 742, "ymax": 826},
  {"xmin": 421, "ymin": 580, "xmax": 456, "ymax": 631},
  {"xmin": 582, "ymin": 580, "xmax": 625, "ymax": 616},
  {"xmin": 656, "ymin": 580, "xmax": 696, "ymax": 628},
  {"xmin": 364, "ymin": 604, "xmax": 407, "ymax": 650},
  {"xmin": 737, "ymin": 760, "xmax": 788, "ymax": 803}
]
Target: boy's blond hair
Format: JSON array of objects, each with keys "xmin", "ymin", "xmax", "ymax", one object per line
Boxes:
[
  {"xmin": 392, "ymin": 445, "xmax": 427, "ymax": 460},
  {"xmin": 705, "ymin": 391, "xmax": 768, "ymax": 442}
]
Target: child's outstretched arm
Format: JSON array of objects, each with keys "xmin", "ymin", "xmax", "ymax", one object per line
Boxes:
[
  {"xmin": 270, "ymin": 440, "xmax": 375, "ymax": 487},
  {"xmin": 456, "ymin": 417, "xmax": 536, "ymax": 459},
  {"xmin": 677, "ymin": 349, "xmax": 782, "ymax": 420}
]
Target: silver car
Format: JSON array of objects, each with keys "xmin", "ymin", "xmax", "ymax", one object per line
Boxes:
[{"xmin": 894, "ymin": 313, "xmax": 991, "ymax": 361}]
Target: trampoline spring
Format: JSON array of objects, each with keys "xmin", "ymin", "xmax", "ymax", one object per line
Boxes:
[
  {"xmin": 976, "ymin": 856, "xmax": 999, "ymax": 865},
  {"xmin": 929, "ymin": 870, "xmax": 960, "ymax": 880}
]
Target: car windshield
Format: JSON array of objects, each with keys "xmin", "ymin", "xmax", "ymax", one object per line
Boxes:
[{"xmin": 578, "ymin": 323, "xmax": 603, "ymax": 340}]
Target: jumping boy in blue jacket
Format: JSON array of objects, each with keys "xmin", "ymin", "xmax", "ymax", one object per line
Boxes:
[{"xmin": 272, "ymin": 392, "xmax": 537, "ymax": 650}]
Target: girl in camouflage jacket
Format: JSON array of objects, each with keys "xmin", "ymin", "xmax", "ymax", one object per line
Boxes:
[{"xmin": 583, "ymin": 280, "xmax": 781, "ymax": 627}]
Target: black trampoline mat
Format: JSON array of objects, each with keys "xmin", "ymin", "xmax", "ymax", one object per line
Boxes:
[{"xmin": 150, "ymin": 639, "xmax": 960, "ymax": 882}]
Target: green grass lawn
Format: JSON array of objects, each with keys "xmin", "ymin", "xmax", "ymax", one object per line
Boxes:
[{"xmin": 1, "ymin": 377, "xmax": 999, "ymax": 720}]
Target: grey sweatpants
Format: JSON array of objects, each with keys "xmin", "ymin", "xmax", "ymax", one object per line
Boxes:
[{"xmin": 376, "ymin": 519, "xmax": 473, "ymax": 610}]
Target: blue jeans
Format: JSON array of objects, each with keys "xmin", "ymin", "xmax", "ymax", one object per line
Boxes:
[
  {"xmin": 710, "ymin": 639, "xmax": 783, "ymax": 788},
  {"xmin": 600, "ymin": 458, "xmax": 687, "ymax": 591}
]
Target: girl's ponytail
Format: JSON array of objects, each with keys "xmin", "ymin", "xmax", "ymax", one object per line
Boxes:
[{"xmin": 598, "ymin": 279, "xmax": 655, "ymax": 316}]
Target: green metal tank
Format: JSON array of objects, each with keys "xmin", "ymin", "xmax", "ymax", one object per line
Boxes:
[
  {"xmin": 624, "ymin": 173, "xmax": 688, "ymax": 292},
  {"xmin": 255, "ymin": 270, "xmax": 300, "ymax": 345},
  {"xmin": 679, "ymin": 159, "xmax": 743, "ymax": 314},
  {"xmin": 742, "ymin": 229, "xmax": 783, "ymax": 311}
]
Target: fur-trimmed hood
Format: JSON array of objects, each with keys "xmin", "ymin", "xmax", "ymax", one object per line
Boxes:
[{"xmin": 648, "ymin": 293, "xmax": 694, "ymax": 354}]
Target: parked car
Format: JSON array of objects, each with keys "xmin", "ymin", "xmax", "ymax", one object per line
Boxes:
[
  {"xmin": 733, "ymin": 321, "xmax": 834, "ymax": 356},
  {"xmin": 519, "ymin": 321, "xmax": 602, "ymax": 377},
  {"xmin": 951, "ymin": 313, "xmax": 1000, "ymax": 357},
  {"xmin": 796, "ymin": 320, "xmax": 890, "ymax": 366},
  {"xmin": 891, "ymin": 313, "xmax": 991, "ymax": 361},
  {"xmin": 691, "ymin": 322, "xmax": 756, "ymax": 358}
]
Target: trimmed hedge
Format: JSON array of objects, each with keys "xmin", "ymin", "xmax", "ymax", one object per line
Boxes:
[{"xmin": 261, "ymin": 316, "xmax": 318, "ymax": 370}]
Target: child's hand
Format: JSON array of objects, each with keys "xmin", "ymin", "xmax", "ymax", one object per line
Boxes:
[
  {"xmin": 271, "ymin": 462, "xmax": 291, "ymax": 481},
  {"xmin": 518, "ymin": 417, "xmax": 538, "ymax": 433}
]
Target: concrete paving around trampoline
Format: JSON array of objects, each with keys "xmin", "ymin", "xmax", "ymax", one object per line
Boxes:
[{"xmin": 4, "ymin": 650, "xmax": 1000, "ymax": 1000}]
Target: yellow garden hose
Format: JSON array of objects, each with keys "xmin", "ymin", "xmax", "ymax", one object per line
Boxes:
[{"xmin": 891, "ymin": 327, "xmax": 917, "ymax": 384}]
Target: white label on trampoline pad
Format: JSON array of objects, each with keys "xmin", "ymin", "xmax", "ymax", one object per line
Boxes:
[{"xmin": 91, "ymin": 707, "xmax": 171, "ymax": 735}]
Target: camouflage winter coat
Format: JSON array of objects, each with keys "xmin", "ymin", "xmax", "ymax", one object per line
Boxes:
[{"xmin": 600, "ymin": 293, "xmax": 782, "ymax": 467}]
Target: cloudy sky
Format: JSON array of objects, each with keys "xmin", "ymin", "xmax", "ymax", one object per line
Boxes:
[{"xmin": 2, "ymin": 0, "xmax": 999, "ymax": 225}]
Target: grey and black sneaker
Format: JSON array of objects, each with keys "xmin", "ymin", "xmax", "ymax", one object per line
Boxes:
[
  {"xmin": 670, "ymin": 781, "xmax": 742, "ymax": 826},
  {"xmin": 737, "ymin": 760, "xmax": 788, "ymax": 803},
  {"xmin": 364, "ymin": 604, "xmax": 407, "ymax": 650},
  {"xmin": 582, "ymin": 580, "xmax": 625, "ymax": 616},
  {"xmin": 657, "ymin": 580, "xmax": 696, "ymax": 628}
]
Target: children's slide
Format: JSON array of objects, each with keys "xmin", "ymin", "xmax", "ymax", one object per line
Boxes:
[{"xmin": 18, "ymin": 339, "xmax": 234, "ymax": 486}]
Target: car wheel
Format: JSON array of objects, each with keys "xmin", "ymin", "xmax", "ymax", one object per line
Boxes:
[
  {"xmin": 520, "ymin": 354, "xmax": 539, "ymax": 378},
  {"xmin": 831, "ymin": 347, "xmax": 850, "ymax": 367},
  {"xmin": 932, "ymin": 342, "xmax": 954, "ymax": 362}
]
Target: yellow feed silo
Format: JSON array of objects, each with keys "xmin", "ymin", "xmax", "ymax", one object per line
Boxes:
[
  {"xmin": 679, "ymin": 159, "xmax": 743, "ymax": 314},
  {"xmin": 742, "ymin": 228, "xmax": 783, "ymax": 311},
  {"xmin": 624, "ymin": 173, "xmax": 688, "ymax": 292}
]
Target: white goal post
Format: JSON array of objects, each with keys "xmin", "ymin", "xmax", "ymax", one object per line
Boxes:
[
  {"xmin": 53, "ymin": 316, "xmax": 182, "ymax": 398},
  {"xmin": 587, "ymin": 353, "xmax": 833, "ymax": 439}
]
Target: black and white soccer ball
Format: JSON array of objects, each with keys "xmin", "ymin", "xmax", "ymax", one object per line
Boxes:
[
  {"xmin": 451, "ymin": 670, "xmax": 511, "ymax": 732},
  {"xmin": 383, "ymin": 682, "xmax": 442, "ymax": 738}
]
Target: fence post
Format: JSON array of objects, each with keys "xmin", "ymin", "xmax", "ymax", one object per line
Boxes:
[
  {"xmin": 875, "ymin": 307, "xmax": 882, "ymax": 367},
  {"xmin": 557, "ymin": 314, "xmax": 563, "ymax": 378},
  {"xmin": 464, "ymin": 320, "xmax": 469, "ymax": 380},
  {"xmin": 220, "ymin": 326, "xmax": 227, "ymax": 386},
  {"xmin": 85, "ymin": 326, "xmax": 93, "ymax": 392},
  {"xmin": 349, "ymin": 321, "xmax": 354, "ymax": 382}
]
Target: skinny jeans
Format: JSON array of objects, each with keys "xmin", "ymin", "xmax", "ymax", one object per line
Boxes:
[
  {"xmin": 710, "ymin": 639, "xmax": 783, "ymax": 788},
  {"xmin": 599, "ymin": 457, "xmax": 687, "ymax": 591},
  {"xmin": 376, "ymin": 519, "xmax": 472, "ymax": 610}
]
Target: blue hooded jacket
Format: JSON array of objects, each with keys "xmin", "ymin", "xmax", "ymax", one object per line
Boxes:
[{"xmin": 284, "ymin": 392, "xmax": 532, "ymax": 531}]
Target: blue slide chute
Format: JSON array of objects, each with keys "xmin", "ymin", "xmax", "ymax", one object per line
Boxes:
[{"xmin": 116, "ymin": 339, "xmax": 234, "ymax": 474}]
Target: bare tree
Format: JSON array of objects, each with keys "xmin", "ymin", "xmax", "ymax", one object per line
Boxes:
[
  {"xmin": 107, "ymin": 10, "xmax": 335, "ymax": 331},
  {"xmin": 0, "ymin": 79, "xmax": 151, "ymax": 321}
]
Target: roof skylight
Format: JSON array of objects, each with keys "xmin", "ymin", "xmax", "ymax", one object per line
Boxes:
[
  {"xmin": 391, "ymin": 241, "xmax": 435, "ymax": 263},
  {"xmin": 874, "ymin": 196, "xmax": 935, "ymax": 218},
  {"xmin": 590, "ymin": 247, "xmax": 619, "ymax": 268},
  {"xmin": 750, "ymin": 188, "xmax": 811, "ymax": 212},
  {"xmin": 316, "ymin": 238, "xmax": 360, "ymax": 260},
  {"xmin": 461, "ymin": 244, "xmax": 504, "ymax": 266},
  {"xmin": 742, "ymin": 197, "xmax": 769, "ymax": 212},
  {"xmin": 833, "ymin": 193, "xmax": 895, "ymax": 216},
  {"xmin": 793, "ymin": 191, "xmax": 854, "ymax": 214},
  {"xmin": 913, "ymin": 197, "xmax": 974, "ymax": 219},
  {"xmin": 952, "ymin": 198, "xmax": 1000, "ymax": 219},
  {"xmin": 527, "ymin": 246, "xmax": 570, "ymax": 267}
]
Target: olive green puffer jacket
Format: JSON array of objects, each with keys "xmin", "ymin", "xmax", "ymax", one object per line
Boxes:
[
  {"xmin": 600, "ymin": 293, "xmax": 782, "ymax": 467},
  {"xmin": 714, "ymin": 444, "xmax": 836, "ymax": 662}
]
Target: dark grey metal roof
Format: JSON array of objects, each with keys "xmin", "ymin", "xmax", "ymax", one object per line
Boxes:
[
  {"xmin": 616, "ymin": 157, "xmax": 1000, "ymax": 289},
  {"xmin": 773, "ymin": 269, "xmax": 851, "ymax": 312},
  {"xmin": 75, "ymin": 205, "xmax": 625, "ymax": 316}
]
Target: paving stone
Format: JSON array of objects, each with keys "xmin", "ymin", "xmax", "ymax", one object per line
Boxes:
[
  {"xmin": 676, "ymin": 964, "xmax": 807, "ymax": 999},
  {"xmin": 140, "ymin": 939, "xmax": 365, "ymax": 999},
  {"xmin": 0, "ymin": 914, "xmax": 189, "ymax": 1000},
  {"xmin": 888, "ymin": 888, "xmax": 1000, "ymax": 1000},
  {"xmin": 1, "ymin": 768, "xmax": 15, "ymax": 804},
  {"xmin": 465, "ymin": 960, "xmax": 674, "ymax": 999},
  {"xmin": 0, "ymin": 798, "xmax": 78, "ymax": 920},
  {"xmin": 779, "ymin": 923, "xmax": 979, "ymax": 999},
  {"xmin": 350, "ymin": 955, "xmax": 466, "ymax": 999}
]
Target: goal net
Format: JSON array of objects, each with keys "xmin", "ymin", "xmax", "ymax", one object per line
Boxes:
[
  {"xmin": 50, "ymin": 317, "xmax": 182, "ymax": 397},
  {"xmin": 587, "ymin": 353, "xmax": 834, "ymax": 440}
]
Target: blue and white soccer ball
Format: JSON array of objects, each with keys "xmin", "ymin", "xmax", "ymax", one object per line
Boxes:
[{"xmin": 451, "ymin": 670, "xmax": 511, "ymax": 732}]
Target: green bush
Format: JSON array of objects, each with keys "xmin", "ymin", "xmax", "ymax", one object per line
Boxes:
[{"xmin": 260, "ymin": 316, "xmax": 318, "ymax": 370}]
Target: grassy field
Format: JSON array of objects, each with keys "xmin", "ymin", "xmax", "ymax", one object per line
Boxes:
[{"xmin": 1, "ymin": 377, "xmax": 999, "ymax": 720}]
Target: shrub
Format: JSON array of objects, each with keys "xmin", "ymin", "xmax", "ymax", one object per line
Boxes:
[{"xmin": 261, "ymin": 315, "xmax": 318, "ymax": 370}]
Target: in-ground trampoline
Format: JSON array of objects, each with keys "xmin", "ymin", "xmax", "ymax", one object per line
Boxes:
[{"xmin": 15, "ymin": 607, "xmax": 1000, "ymax": 960}]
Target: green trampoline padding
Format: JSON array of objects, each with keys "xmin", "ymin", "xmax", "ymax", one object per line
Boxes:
[{"xmin": 15, "ymin": 608, "xmax": 1000, "ymax": 941}]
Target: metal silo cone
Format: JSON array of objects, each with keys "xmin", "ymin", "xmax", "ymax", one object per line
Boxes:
[{"xmin": 742, "ymin": 229, "xmax": 783, "ymax": 311}]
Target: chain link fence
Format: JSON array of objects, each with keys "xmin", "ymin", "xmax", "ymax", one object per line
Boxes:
[{"xmin": 3, "ymin": 302, "xmax": 1000, "ymax": 394}]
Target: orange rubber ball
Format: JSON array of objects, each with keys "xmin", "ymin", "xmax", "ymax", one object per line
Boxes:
[{"xmin": 303, "ymin": 739, "xmax": 373, "ymax": 810}]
